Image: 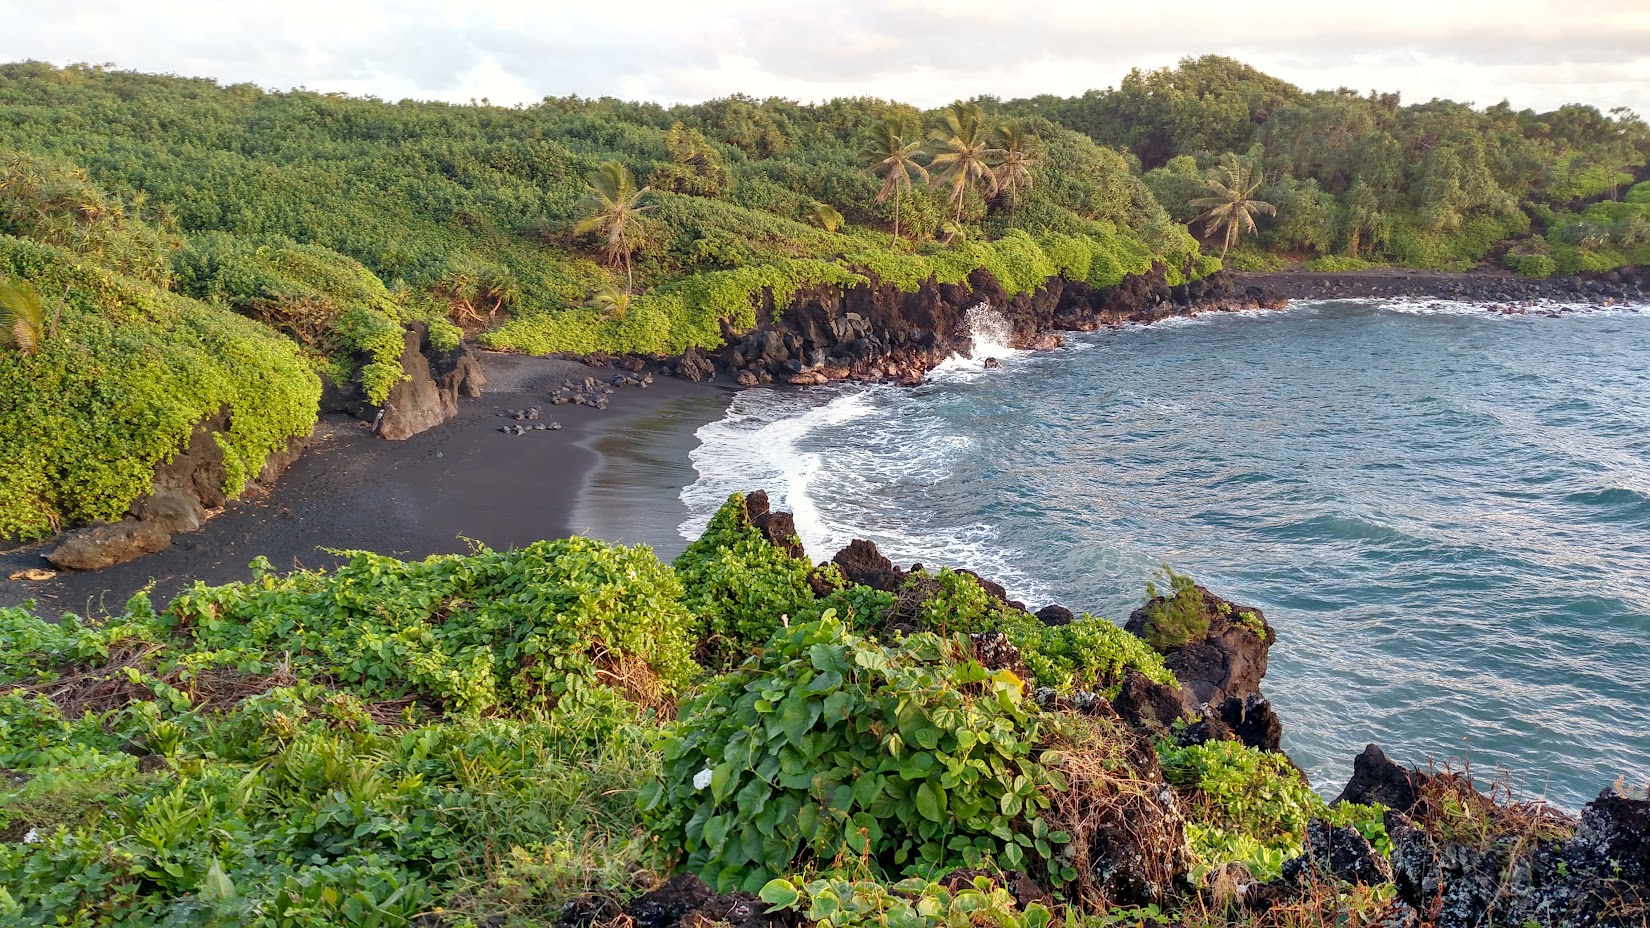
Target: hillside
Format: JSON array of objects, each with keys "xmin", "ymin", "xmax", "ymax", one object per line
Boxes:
[{"xmin": 0, "ymin": 57, "xmax": 1647, "ymax": 548}]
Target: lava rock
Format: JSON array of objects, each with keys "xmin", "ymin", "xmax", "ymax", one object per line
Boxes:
[
  {"xmin": 623, "ymin": 874, "xmax": 766, "ymax": 928},
  {"xmin": 48, "ymin": 519, "xmax": 173, "ymax": 570},
  {"xmin": 1280, "ymin": 819, "xmax": 1393, "ymax": 887},
  {"xmin": 1334, "ymin": 744, "xmax": 1426, "ymax": 814},
  {"xmin": 1035, "ymin": 603, "xmax": 1076, "ymax": 626},
  {"xmin": 831, "ymin": 538, "xmax": 903, "ymax": 592},
  {"xmin": 1112, "ymin": 669, "xmax": 1187, "ymax": 733}
]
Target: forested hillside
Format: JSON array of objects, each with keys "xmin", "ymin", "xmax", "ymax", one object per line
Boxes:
[
  {"xmin": 1009, "ymin": 56, "xmax": 1650, "ymax": 274},
  {"xmin": 1, "ymin": 56, "xmax": 1647, "ymax": 541}
]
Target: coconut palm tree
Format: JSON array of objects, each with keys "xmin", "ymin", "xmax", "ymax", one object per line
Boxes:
[
  {"xmin": 574, "ymin": 160, "xmax": 653, "ymax": 290},
  {"xmin": 587, "ymin": 283, "xmax": 633, "ymax": 320},
  {"xmin": 991, "ymin": 120, "xmax": 1041, "ymax": 229},
  {"xmin": 927, "ymin": 102, "xmax": 1002, "ymax": 224},
  {"xmin": 0, "ymin": 278, "xmax": 48, "ymax": 356},
  {"xmin": 863, "ymin": 117, "xmax": 927, "ymax": 248},
  {"xmin": 1190, "ymin": 154, "xmax": 1276, "ymax": 259}
]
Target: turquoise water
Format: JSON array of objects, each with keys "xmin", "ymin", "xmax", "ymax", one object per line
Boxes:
[{"xmin": 682, "ymin": 299, "xmax": 1650, "ymax": 807}]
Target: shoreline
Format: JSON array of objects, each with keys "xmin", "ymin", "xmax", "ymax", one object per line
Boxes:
[
  {"xmin": 5, "ymin": 265, "xmax": 1646, "ymax": 613},
  {"xmin": 0, "ymin": 352, "xmax": 734, "ymax": 614}
]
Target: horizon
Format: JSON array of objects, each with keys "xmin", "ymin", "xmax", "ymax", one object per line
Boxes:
[{"xmin": 6, "ymin": 1, "xmax": 1649, "ymax": 117}]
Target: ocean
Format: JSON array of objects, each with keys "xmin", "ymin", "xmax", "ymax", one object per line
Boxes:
[{"xmin": 679, "ymin": 298, "xmax": 1650, "ymax": 808}]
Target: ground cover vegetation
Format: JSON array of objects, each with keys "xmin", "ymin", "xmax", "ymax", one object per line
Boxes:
[
  {"xmin": 1, "ymin": 58, "xmax": 1646, "ymax": 542},
  {"xmin": 3, "ymin": 492, "xmax": 1559, "ymax": 927}
]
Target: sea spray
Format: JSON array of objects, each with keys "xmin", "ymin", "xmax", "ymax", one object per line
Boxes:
[{"xmin": 929, "ymin": 303, "xmax": 1024, "ymax": 379}]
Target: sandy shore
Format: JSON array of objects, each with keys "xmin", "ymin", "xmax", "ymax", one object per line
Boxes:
[{"xmin": 0, "ymin": 353, "xmax": 735, "ymax": 616}]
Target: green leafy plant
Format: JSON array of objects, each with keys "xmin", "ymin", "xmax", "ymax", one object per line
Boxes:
[
  {"xmin": 1157, "ymin": 738, "xmax": 1388, "ymax": 883},
  {"xmin": 641, "ymin": 615, "xmax": 1069, "ymax": 891},
  {"xmin": 172, "ymin": 538, "xmax": 699, "ymax": 715},
  {"xmin": 759, "ymin": 873, "xmax": 1053, "ymax": 928}
]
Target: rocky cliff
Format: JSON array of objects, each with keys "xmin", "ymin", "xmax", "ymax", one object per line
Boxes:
[{"xmin": 670, "ymin": 265, "xmax": 1261, "ymax": 386}]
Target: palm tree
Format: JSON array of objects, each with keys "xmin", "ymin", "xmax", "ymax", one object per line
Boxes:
[
  {"xmin": 927, "ymin": 102, "xmax": 1002, "ymax": 224},
  {"xmin": 587, "ymin": 283, "xmax": 633, "ymax": 321},
  {"xmin": 1190, "ymin": 154, "xmax": 1276, "ymax": 259},
  {"xmin": 0, "ymin": 278, "xmax": 49, "ymax": 356},
  {"xmin": 863, "ymin": 117, "xmax": 927, "ymax": 249},
  {"xmin": 991, "ymin": 120, "xmax": 1041, "ymax": 229},
  {"xmin": 574, "ymin": 160, "xmax": 653, "ymax": 290},
  {"xmin": 806, "ymin": 201, "xmax": 844, "ymax": 233}
]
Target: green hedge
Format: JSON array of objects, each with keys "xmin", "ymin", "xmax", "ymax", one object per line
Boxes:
[
  {"xmin": 0, "ymin": 236, "xmax": 320, "ymax": 540},
  {"xmin": 483, "ymin": 228, "xmax": 1218, "ymax": 357}
]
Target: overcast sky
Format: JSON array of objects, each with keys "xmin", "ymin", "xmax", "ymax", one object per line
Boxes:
[{"xmin": 6, "ymin": 1, "xmax": 1649, "ymax": 117}]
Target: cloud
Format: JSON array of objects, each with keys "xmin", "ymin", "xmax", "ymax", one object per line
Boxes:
[{"xmin": 6, "ymin": 0, "xmax": 1648, "ymax": 115}]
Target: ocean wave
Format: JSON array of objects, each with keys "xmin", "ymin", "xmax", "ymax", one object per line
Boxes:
[
  {"xmin": 1346, "ymin": 297, "xmax": 1650, "ymax": 318},
  {"xmin": 678, "ymin": 386, "xmax": 877, "ymax": 553}
]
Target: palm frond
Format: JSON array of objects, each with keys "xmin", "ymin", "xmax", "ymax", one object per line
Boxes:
[{"xmin": 0, "ymin": 278, "xmax": 46, "ymax": 355}]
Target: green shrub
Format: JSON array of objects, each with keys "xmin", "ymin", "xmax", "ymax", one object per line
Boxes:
[
  {"xmin": 1157, "ymin": 739, "xmax": 1388, "ymax": 883},
  {"xmin": 0, "ymin": 600, "xmax": 164, "ymax": 684},
  {"xmin": 1221, "ymin": 247, "xmax": 1284, "ymax": 271},
  {"xmin": 759, "ymin": 873, "xmax": 1053, "ymax": 928},
  {"xmin": 1504, "ymin": 253, "xmax": 1557, "ymax": 278},
  {"xmin": 0, "ymin": 236, "xmax": 320, "ymax": 541},
  {"xmin": 170, "ymin": 538, "xmax": 698, "ymax": 715},
  {"xmin": 1134, "ymin": 567, "xmax": 1209, "ymax": 651},
  {"xmin": 674, "ymin": 492, "xmax": 824, "ymax": 663},
  {"xmin": 172, "ymin": 232, "xmax": 442, "ymax": 404},
  {"xmin": 902, "ymin": 568, "xmax": 1175, "ymax": 697},
  {"xmin": 641, "ymin": 616, "xmax": 1069, "ymax": 891}
]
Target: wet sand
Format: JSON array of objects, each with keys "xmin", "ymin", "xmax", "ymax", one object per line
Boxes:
[{"xmin": 0, "ymin": 353, "xmax": 735, "ymax": 615}]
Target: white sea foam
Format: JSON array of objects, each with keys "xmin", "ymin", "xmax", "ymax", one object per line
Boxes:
[
  {"xmin": 678, "ymin": 386, "xmax": 877, "ymax": 555},
  {"xmin": 679, "ymin": 351, "xmax": 1056, "ymax": 604},
  {"xmin": 928, "ymin": 303, "xmax": 1027, "ymax": 381},
  {"xmin": 1340, "ymin": 296, "xmax": 1650, "ymax": 318}
]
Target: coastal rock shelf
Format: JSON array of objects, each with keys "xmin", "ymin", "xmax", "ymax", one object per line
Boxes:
[{"xmin": 654, "ymin": 263, "xmax": 1650, "ymax": 389}]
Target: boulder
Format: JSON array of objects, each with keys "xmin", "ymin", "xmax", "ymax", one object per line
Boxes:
[
  {"xmin": 1111, "ymin": 669, "xmax": 1187, "ymax": 733},
  {"xmin": 1334, "ymin": 744, "xmax": 1426, "ymax": 814},
  {"xmin": 1027, "ymin": 332, "xmax": 1064, "ymax": 350},
  {"xmin": 831, "ymin": 538, "xmax": 903, "ymax": 592},
  {"xmin": 1125, "ymin": 587, "xmax": 1275, "ymax": 714},
  {"xmin": 1211, "ymin": 694, "xmax": 1284, "ymax": 753},
  {"xmin": 1571, "ymin": 788, "xmax": 1650, "ymax": 885},
  {"xmin": 48, "ymin": 519, "xmax": 172, "ymax": 570},
  {"xmin": 742, "ymin": 490, "xmax": 805, "ymax": 559},
  {"xmin": 128, "ymin": 488, "xmax": 206, "ymax": 536},
  {"xmin": 675, "ymin": 347, "xmax": 715, "ymax": 382},
  {"xmin": 375, "ymin": 326, "xmax": 452, "ymax": 440},
  {"xmin": 1280, "ymin": 819, "xmax": 1392, "ymax": 887},
  {"xmin": 435, "ymin": 342, "xmax": 486, "ymax": 402},
  {"xmin": 1035, "ymin": 603, "xmax": 1076, "ymax": 626}
]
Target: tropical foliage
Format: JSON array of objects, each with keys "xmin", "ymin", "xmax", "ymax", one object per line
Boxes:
[{"xmin": 9, "ymin": 500, "xmax": 1626, "ymax": 927}]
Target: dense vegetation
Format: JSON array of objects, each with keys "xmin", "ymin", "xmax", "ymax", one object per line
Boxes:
[
  {"xmin": 0, "ymin": 233, "xmax": 319, "ymax": 541},
  {"xmin": 1, "ymin": 57, "xmax": 1645, "ymax": 541},
  {"xmin": 3, "ymin": 493, "xmax": 1414, "ymax": 926},
  {"xmin": 1009, "ymin": 55, "xmax": 1650, "ymax": 273}
]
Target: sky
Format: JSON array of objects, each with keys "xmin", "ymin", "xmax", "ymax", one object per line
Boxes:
[{"xmin": 5, "ymin": 0, "xmax": 1650, "ymax": 117}]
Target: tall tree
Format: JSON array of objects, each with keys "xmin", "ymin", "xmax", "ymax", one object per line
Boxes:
[
  {"xmin": 574, "ymin": 160, "xmax": 653, "ymax": 291},
  {"xmin": 991, "ymin": 120, "xmax": 1041, "ymax": 228},
  {"xmin": 1190, "ymin": 154, "xmax": 1276, "ymax": 259},
  {"xmin": 863, "ymin": 117, "xmax": 928, "ymax": 248},
  {"xmin": 928, "ymin": 102, "xmax": 1002, "ymax": 224}
]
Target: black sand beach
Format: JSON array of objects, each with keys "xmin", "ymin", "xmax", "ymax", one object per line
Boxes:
[{"xmin": 0, "ymin": 353, "xmax": 735, "ymax": 615}]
